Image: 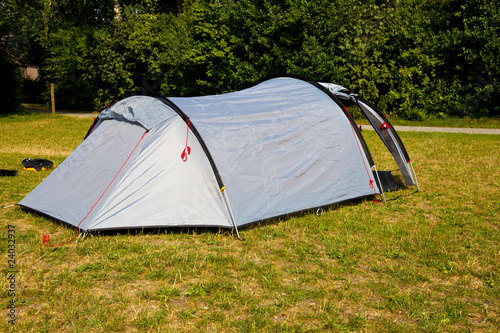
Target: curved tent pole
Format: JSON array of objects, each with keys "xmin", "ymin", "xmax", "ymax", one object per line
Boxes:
[
  {"xmin": 220, "ymin": 187, "xmax": 240, "ymax": 239},
  {"xmin": 409, "ymin": 161, "xmax": 420, "ymax": 192},
  {"xmin": 354, "ymin": 97, "xmax": 418, "ymax": 188},
  {"xmin": 101, "ymin": 92, "xmax": 241, "ymax": 235},
  {"xmin": 154, "ymin": 96, "xmax": 225, "ymax": 188},
  {"xmin": 372, "ymin": 165, "xmax": 386, "ymax": 203},
  {"xmin": 251, "ymin": 73, "xmax": 376, "ymax": 168},
  {"xmin": 356, "ymin": 98, "xmax": 410, "ymax": 161},
  {"xmin": 252, "ymin": 74, "xmax": 381, "ymax": 199},
  {"xmin": 154, "ymin": 96, "xmax": 241, "ymax": 238},
  {"xmin": 318, "ymin": 81, "xmax": 419, "ymax": 190},
  {"xmin": 261, "ymin": 75, "xmax": 380, "ymax": 197}
]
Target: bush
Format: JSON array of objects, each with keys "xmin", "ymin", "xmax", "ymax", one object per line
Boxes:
[
  {"xmin": 22, "ymin": 77, "xmax": 45, "ymax": 104},
  {"xmin": 49, "ymin": 80, "xmax": 95, "ymax": 111},
  {"xmin": 13, "ymin": 0, "xmax": 498, "ymax": 119},
  {"xmin": 41, "ymin": 27, "xmax": 97, "ymax": 111}
]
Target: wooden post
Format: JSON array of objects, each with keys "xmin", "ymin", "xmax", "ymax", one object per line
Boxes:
[{"xmin": 50, "ymin": 83, "xmax": 55, "ymax": 116}]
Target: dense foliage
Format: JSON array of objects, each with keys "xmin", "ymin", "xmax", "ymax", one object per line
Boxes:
[
  {"xmin": 2, "ymin": 0, "xmax": 499, "ymax": 118},
  {"xmin": 0, "ymin": 1, "xmax": 23, "ymax": 114}
]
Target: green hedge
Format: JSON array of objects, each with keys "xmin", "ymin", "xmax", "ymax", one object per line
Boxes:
[{"xmin": 16, "ymin": 0, "xmax": 499, "ymax": 118}]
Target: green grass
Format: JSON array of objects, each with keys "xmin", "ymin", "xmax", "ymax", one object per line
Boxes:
[{"xmin": 1, "ymin": 112, "xmax": 499, "ymax": 332}]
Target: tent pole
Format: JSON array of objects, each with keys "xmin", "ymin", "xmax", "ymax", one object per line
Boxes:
[
  {"xmin": 221, "ymin": 188, "xmax": 240, "ymax": 239},
  {"xmin": 372, "ymin": 165, "xmax": 386, "ymax": 203},
  {"xmin": 408, "ymin": 161, "xmax": 420, "ymax": 192}
]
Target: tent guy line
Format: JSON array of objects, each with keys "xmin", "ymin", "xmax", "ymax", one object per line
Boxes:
[{"xmin": 42, "ymin": 130, "xmax": 149, "ymax": 247}]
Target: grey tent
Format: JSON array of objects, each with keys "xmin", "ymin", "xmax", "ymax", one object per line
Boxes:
[{"xmin": 19, "ymin": 75, "xmax": 418, "ymax": 236}]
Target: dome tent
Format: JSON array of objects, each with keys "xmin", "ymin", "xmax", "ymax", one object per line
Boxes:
[{"xmin": 19, "ymin": 75, "xmax": 417, "ymax": 237}]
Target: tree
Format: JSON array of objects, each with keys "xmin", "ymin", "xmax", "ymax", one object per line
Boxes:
[
  {"xmin": 0, "ymin": 1, "xmax": 23, "ymax": 114},
  {"xmin": 4, "ymin": 0, "xmax": 498, "ymax": 117},
  {"xmin": 429, "ymin": 0, "xmax": 500, "ymax": 117}
]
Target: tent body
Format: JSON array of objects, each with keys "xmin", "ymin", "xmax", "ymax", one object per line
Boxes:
[{"xmin": 19, "ymin": 76, "xmax": 413, "ymax": 232}]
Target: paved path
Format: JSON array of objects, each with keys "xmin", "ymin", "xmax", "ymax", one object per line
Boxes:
[{"xmin": 24, "ymin": 106, "xmax": 500, "ymax": 134}]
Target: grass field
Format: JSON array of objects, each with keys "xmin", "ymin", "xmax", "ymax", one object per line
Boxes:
[{"xmin": 1, "ymin": 112, "xmax": 499, "ymax": 332}]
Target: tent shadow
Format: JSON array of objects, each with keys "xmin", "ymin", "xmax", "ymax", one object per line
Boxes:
[
  {"xmin": 20, "ymin": 195, "xmax": 378, "ymax": 240},
  {"xmin": 20, "ymin": 205, "xmax": 240, "ymax": 238},
  {"xmin": 233, "ymin": 195, "xmax": 380, "ymax": 233}
]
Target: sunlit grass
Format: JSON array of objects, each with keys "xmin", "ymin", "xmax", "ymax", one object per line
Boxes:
[{"xmin": 0, "ymin": 112, "xmax": 499, "ymax": 332}]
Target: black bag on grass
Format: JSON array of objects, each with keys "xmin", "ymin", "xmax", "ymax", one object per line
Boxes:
[
  {"xmin": 0, "ymin": 169, "xmax": 18, "ymax": 176},
  {"xmin": 22, "ymin": 158, "xmax": 56, "ymax": 171}
]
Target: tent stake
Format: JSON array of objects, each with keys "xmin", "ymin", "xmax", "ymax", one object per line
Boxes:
[{"xmin": 76, "ymin": 230, "xmax": 86, "ymax": 243}]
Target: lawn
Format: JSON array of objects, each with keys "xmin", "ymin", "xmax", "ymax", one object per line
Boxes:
[{"xmin": 1, "ymin": 112, "xmax": 499, "ymax": 332}]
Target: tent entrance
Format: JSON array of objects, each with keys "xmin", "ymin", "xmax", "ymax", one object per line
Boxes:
[{"xmin": 373, "ymin": 171, "xmax": 400, "ymax": 192}]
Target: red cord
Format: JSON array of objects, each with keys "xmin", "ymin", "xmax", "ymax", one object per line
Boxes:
[
  {"xmin": 380, "ymin": 122, "xmax": 389, "ymax": 134},
  {"xmin": 181, "ymin": 118, "xmax": 191, "ymax": 162},
  {"xmin": 43, "ymin": 130, "xmax": 148, "ymax": 247}
]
